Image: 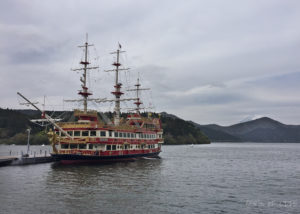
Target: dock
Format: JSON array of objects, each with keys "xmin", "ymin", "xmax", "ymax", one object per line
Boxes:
[
  {"xmin": 0, "ymin": 155, "xmax": 54, "ymax": 167},
  {"xmin": 0, "ymin": 156, "xmax": 18, "ymax": 167}
]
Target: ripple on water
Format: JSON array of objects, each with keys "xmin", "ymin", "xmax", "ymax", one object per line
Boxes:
[{"xmin": 0, "ymin": 143, "xmax": 299, "ymax": 214}]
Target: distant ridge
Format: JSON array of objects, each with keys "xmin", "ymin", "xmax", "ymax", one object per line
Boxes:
[{"xmin": 195, "ymin": 117, "xmax": 300, "ymax": 143}]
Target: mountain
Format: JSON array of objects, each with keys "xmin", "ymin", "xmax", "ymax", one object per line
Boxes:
[
  {"xmin": 196, "ymin": 117, "xmax": 300, "ymax": 142},
  {"xmin": 160, "ymin": 113, "xmax": 210, "ymax": 145},
  {"xmin": 0, "ymin": 108, "xmax": 210, "ymax": 145}
]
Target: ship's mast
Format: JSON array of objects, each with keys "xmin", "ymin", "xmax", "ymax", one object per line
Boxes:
[
  {"xmin": 72, "ymin": 34, "xmax": 98, "ymax": 113},
  {"xmin": 105, "ymin": 44, "xmax": 129, "ymax": 125},
  {"xmin": 127, "ymin": 77, "xmax": 150, "ymax": 113}
]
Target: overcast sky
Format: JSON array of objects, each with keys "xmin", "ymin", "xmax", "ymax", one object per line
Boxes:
[{"xmin": 1, "ymin": 0, "xmax": 300, "ymax": 125}]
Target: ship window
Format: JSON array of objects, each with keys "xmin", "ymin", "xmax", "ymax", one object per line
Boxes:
[
  {"xmin": 109, "ymin": 131, "xmax": 112, "ymax": 137},
  {"xmin": 124, "ymin": 144, "xmax": 129, "ymax": 150},
  {"xmin": 112, "ymin": 145, "xmax": 116, "ymax": 150},
  {"xmin": 82, "ymin": 131, "xmax": 89, "ymax": 136},
  {"xmin": 107, "ymin": 145, "xmax": 111, "ymax": 150},
  {"xmin": 131, "ymin": 133, "xmax": 134, "ymax": 138},
  {"xmin": 115, "ymin": 132, "xmax": 119, "ymax": 137},
  {"xmin": 120, "ymin": 132, "xmax": 123, "ymax": 138},
  {"xmin": 74, "ymin": 131, "xmax": 80, "ymax": 136},
  {"xmin": 90, "ymin": 131, "xmax": 96, "ymax": 136},
  {"xmin": 61, "ymin": 144, "xmax": 69, "ymax": 149},
  {"xmin": 55, "ymin": 131, "xmax": 60, "ymax": 136},
  {"xmin": 67, "ymin": 131, "xmax": 73, "ymax": 136},
  {"xmin": 79, "ymin": 144, "xmax": 86, "ymax": 149},
  {"xmin": 88, "ymin": 144, "xmax": 93, "ymax": 150},
  {"xmin": 70, "ymin": 144, "xmax": 77, "ymax": 149},
  {"xmin": 127, "ymin": 133, "xmax": 130, "ymax": 138},
  {"xmin": 100, "ymin": 131, "xmax": 106, "ymax": 137}
]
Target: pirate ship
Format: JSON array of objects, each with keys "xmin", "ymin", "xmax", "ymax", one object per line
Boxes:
[{"xmin": 18, "ymin": 38, "xmax": 164, "ymax": 164}]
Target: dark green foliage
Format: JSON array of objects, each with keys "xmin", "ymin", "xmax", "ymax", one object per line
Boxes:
[
  {"xmin": 161, "ymin": 116, "xmax": 210, "ymax": 144},
  {"xmin": 0, "ymin": 108, "xmax": 49, "ymax": 145}
]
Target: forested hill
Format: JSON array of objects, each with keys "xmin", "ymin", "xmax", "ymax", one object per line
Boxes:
[
  {"xmin": 0, "ymin": 108, "xmax": 210, "ymax": 145},
  {"xmin": 195, "ymin": 117, "xmax": 300, "ymax": 143},
  {"xmin": 159, "ymin": 112, "xmax": 210, "ymax": 145}
]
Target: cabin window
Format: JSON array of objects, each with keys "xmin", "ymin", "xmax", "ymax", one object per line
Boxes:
[
  {"xmin": 127, "ymin": 133, "xmax": 130, "ymax": 138},
  {"xmin": 107, "ymin": 145, "xmax": 111, "ymax": 150},
  {"xmin": 119, "ymin": 132, "xmax": 123, "ymax": 138},
  {"xmin": 74, "ymin": 131, "xmax": 80, "ymax": 137},
  {"xmin": 82, "ymin": 131, "xmax": 89, "ymax": 136},
  {"xmin": 109, "ymin": 131, "xmax": 112, "ymax": 137},
  {"xmin": 90, "ymin": 131, "xmax": 96, "ymax": 136},
  {"xmin": 67, "ymin": 131, "xmax": 73, "ymax": 136},
  {"xmin": 131, "ymin": 133, "xmax": 134, "ymax": 138},
  {"xmin": 115, "ymin": 132, "xmax": 119, "ymax": 137},
  {"xmin": 70, "ymin": 144, "xmax": 77, "ymax": 149},
  {"xmin": 61, "ymin": 144, "xmax": 69, "ymax": 149},
  {"xmin": 79, "ymin": 144, "xmax": 86, "ymax": 149},
  {"xmin": 100, "ymin": 131, "xmax": 106, "ymax": 137},
  {"xmin": 124, "ymin": 145, "xmax": 129, "ymax": 149},
  {"xmin": 88, "ymin": 144, "xmax": 93, "ymax": 150},
  {"xmin": 112, "ymin": 145, "xmax": 116, "ymax": 150}
]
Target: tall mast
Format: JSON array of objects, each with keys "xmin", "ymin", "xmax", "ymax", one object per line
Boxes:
[
  {"xmin": 127, "ymin": 77, "xmax": 150, "ymax": 113},
  {"xmin": 105, "ymin": 44, "xmax": 129, "ymax": 126},
  {"xmin": 72, "ymin": 34, "xmax": 98, "ymax": 113}
]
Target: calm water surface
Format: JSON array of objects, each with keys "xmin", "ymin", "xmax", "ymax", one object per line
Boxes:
[{"xmin": 0, "ymin": 143, "xmax": 299, "ymax": 214}]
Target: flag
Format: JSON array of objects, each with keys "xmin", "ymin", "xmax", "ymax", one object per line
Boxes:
[{"xmin": 118, "ymin": 43, "xmax": 122, "ymax": 49}]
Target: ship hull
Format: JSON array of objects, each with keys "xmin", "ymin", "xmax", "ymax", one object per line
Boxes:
[{"xmin": 51, "ymin": 152, "xmax": 160, "ymax": 164}]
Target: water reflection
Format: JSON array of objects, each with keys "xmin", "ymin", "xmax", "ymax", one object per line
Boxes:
[{"xmin": 44, "ymin": 158, "xmax": 163, "ymax": 213}]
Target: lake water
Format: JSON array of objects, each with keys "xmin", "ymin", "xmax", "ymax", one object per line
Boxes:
[{"xmin": 0, "ymin": 143, "xmax": 299, "ymax": 214}]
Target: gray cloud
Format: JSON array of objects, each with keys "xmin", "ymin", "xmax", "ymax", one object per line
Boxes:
[{"xmin": 1, "ymin": 0, "xmax": 300, "ymax": 125}]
